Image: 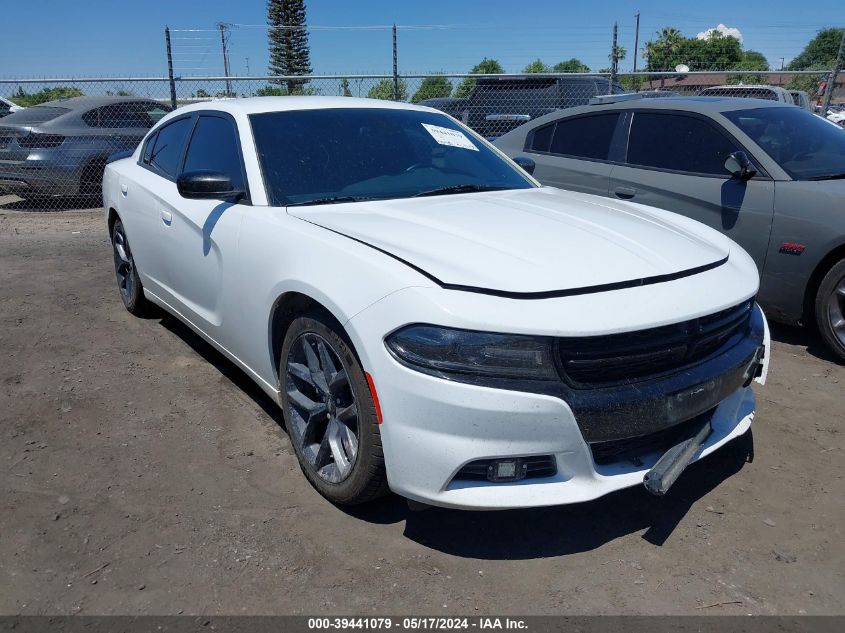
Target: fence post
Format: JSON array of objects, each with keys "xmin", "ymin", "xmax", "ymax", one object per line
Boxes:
[
  {"xmin": 609, "ymin": 22, "xmax": 618, "ymax": 94},
  {"xmin": 165, "ymin": 27, "xmax": 177, "ymax": 109},
  {"xmin": 821, "ymin": 28, "xmax": 845, "ymax": 116},
  {"xmin": 392, "ymin": 24, "xmax": 399, "ymax": 100}
]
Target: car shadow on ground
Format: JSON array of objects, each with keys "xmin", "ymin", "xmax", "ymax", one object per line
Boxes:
[
  {"xmin": 154, "ymin": 309, "xmax": 756, "ymax": 559},
  {"xmin": 347, "ymin": 433, "xmax": 753, "ymax": 559},
  {"xmin": 768, "ymin": 321, "xmax": 841, "ymax": 364},
  {"xmin": 0, "ymin": 194, "xmax": 102, "ymax": 212},
  {"xmin": 158, "ymin": 312, "xmax": 287, "ymax": 429}
]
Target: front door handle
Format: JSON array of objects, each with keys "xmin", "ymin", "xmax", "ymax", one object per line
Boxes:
[
  {"xmin": 160, "ymin": 209, "xmax": 172, "ymax": 224},
  {"xmin": 614, "ymin": 186, "xmax": 637, "ymax": 199}
]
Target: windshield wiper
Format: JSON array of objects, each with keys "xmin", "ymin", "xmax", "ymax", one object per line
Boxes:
[
  {"xmin": 412, "ymin": 184, "xmax": 511, "ymax": 197},
  {"xmin": 810, "ymin": 173, "xmax": 845, "ymax": 181},
  {"xmin": 286, "ymin": 196, "xmax": 374, "ymax": 207}
]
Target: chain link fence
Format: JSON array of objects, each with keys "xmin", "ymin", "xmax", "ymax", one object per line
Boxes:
[{"xmin": 0, "ymin": 70, "xmax": 838, "ymax": 211}]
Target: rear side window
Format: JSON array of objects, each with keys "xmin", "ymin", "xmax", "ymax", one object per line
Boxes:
[
  {"xmin": 85, "ymin": 103, "xmax": 171, "ymax": 129},
  {"xmin": 527, "ymin": 123, "xmax": 554, "ymax": 152},
  {"xmin": 182, "ymin": 115, "xmax": 245, "ymax": 191},
  {"xmin": 627, "ymin": 112, "xmax": 740, "ymax": 175},
  {"xmin": 149, "ymin": 117, "xmax": 192, "ymax": 178},
  {"xmin": 548, "ymin": 113, "xmax": 620, "ymax": 160}
]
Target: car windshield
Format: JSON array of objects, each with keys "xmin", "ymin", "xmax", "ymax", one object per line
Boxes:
[
  {"xmin": 723, "ymin": 106, "xmax": 845, "ymax": 180},
  {"xmin": 250, "ymin": 107, "xmax": 534, "ymax": 206}
]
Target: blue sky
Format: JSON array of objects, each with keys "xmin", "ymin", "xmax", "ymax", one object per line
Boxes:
[{"xmin": 0, "ymin": 0, "xmax": 838, "ymax": 78}]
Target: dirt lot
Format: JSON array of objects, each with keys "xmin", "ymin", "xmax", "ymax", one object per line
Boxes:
[{"xmin": 0, "ymin": 208, "xmax": 843, "ymax": 616}]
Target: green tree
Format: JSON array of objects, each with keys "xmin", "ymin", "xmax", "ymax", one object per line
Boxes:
[
  {"xmin": 255, "ymin": 84, "xmax": 318, "ymax": 96},
  {"xmin": 609, "ymin": 45, "xmax": 627, "ymax": 69},
  {"xmin": 522, "ymin": 59, "xmax": 551, "ymax": 73},
  {"xmin": 454, "ymin": 58, "xmax": 504, "ymax": 98},
  {"xmin": 789, "ymin": 28, "xmax": 845, "ymax": 69},
  {"xmin": 553, "ymin": 58, "xmax": 590, "ymax": 73},
  {"xmin": 339, "ymin": 77, "xmax": 353, "ymax": 97},
  {"xmin": 726, "ymin": 50, "xmax": 770, "ymax": 84},
  {"xmin": 644, "ymin": 26, "xmax": 753, "ymax": 73},
  {"xmin": 11, "ymin": 86, "xmax": 83, "ymax": 107},
  {"xmin": 267, "ymin": 0, "xmax": 312, "ymax": 93},
  {"xmin": 193, "ymin": 88, "xmax": 211, "ymax": 98},
  {"xmin": 644, "ymin": 27, "xmax": 684, "ymax": 71},
  {"xmin": 411, "ymin": 75, "xmax": 452, "ymax": 103},
  {"xmin": 367, "ymin": 78, "xmax": 408, "ymax": 101}
]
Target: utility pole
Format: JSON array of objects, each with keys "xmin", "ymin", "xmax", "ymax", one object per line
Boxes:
[
  {"xmin": 218, "ymin": 22, "xmax": 232, "ymax": 97},
  {"xmin": 392, "ymin": 24, "xmax": 399, "ymax": 101},
  {"xmin": 821, "ymin": 29, "xmax": 845, "ymax": 115},
  {"xmin": 610, "ymin": 22, "xmax": 618, "ymax": 94},
  {"xmin": 632, "ymin": 12, "xmax": 640, "ymax": 90},
  {"xmin": 165, "ymin": 27, "xmax": 177, "ymax": 109},
  {"xmin": 245, "ymin": 57, "xmax": 250, "ymax": 76}
]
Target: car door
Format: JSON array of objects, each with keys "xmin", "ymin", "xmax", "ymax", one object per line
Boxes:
[
  {"xmin": 523, "ymin": 111, "xmax": 622, "ymax": 196},
  {"xmin": 608, "ymin": 110, "xmax": 775, "ymax": 271},
  {"xmin": 121, "ymin": 116, "xmax": 194, "ymax": 297},
  {"xmin": 158, "ymin": 112, "xmax": 249, "ymax": 337}
]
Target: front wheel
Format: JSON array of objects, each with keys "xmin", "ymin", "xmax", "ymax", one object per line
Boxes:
[
  {"xmin": 280, "ymin": 312, "xmax": 388, "ymax": 505},
  {"xmin": 815, "ymin": 258, "xmax": 845, "ymax": 362}
]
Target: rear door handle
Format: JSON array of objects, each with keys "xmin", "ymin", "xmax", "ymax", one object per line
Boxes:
[
  {"xmin": 160, "ymin": 209, "xmax": 172, "ymax": 224},
  {"xmin": 614, "ymin": 186, "xmax": 636, "ymax": 199}
]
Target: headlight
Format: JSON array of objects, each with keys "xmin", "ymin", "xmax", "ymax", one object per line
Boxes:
[{"xmin": 385, "ymin": 324, "xmax": 558, "ymax": 380}]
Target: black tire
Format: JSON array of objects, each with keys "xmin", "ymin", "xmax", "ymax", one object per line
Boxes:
[
  {"xmin": 815, "ymin": 258, "xmax": 845, "ymax": 363},
  {"xmin": 79, "ymin": 159, "xmax": 106, "ymax": 197},
  {"xmin": 111, "ymin": 218, "xmax": 152, "ymax": 316},
  {"xmin": 279, "ymin": 310, "xmax": 388, "ymax": 505}
]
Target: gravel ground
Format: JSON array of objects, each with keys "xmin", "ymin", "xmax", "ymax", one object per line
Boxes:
[{"xmin": 0, "ymin": 208, "xmax": 843, "ymax": 616}]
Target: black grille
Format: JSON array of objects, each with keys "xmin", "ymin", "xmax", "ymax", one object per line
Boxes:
[
  {"xmin": 558, "ymin": 300, "xmax": 753, "ymax": 388},
  {"xmin": 454, "ymin": 455, "xmax": 557, "ymax": 481},
  {"xmin": 590, "ymin": 409, "xmax": 714, "ymax": 465}
]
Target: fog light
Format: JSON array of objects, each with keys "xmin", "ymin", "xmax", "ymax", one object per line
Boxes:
[{"xmin": 486, "ymin": 458, "xmax": 528, "ymax": 482}]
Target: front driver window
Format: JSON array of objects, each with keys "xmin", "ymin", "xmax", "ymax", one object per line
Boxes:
[
  {"xmin": 181, "ymin": 115, "xmax": 245, "ymax": 192},
  {"xmin": 627, "ymin": 112, "xmax": 741, "ymax": 175}
]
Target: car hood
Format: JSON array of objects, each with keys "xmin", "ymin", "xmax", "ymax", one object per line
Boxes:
[{"xmin": 288, "ymin": 187, "xmax": 731, "ymax": 295}]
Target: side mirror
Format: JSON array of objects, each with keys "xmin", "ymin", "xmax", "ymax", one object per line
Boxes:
[
  {"xmin": 177, "ymin": 170, "xmax": 244, "ymax": 201},
  {"xmin": 512, "ymin": 155, "xmax": 536, "ymax": 175},
  {"xmin": 724, "ymin": 151, "xmax": 757, "ymax": 181}
]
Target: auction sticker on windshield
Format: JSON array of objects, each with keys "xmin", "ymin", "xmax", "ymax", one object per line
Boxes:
[{"xmin": 422, "ymin": 123, "xmax": 479, "ymax": 151}]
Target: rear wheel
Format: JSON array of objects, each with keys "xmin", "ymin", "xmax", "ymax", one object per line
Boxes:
[
  {"xmin": 280, "ymin": 312, "xmax": 388, "ymax": 505},
  {"xmin": 111, "ymin": 218, "xmax": 152, "ymax": 316},
  {"xmin": 815, "ymin": 258, "xmax": 845, "ymax": 362}
]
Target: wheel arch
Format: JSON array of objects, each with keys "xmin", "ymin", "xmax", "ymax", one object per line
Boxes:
[
  {"xmin": 268, "ymin": 290, "xmax": 349, "ymax": 389},
  {"xmin": 107, "ymin": 207, "xmax": 119, "ymax": 237},
  {"xmin": 804, "ymin": 241, "xmax": 845, "ymax": 324}
]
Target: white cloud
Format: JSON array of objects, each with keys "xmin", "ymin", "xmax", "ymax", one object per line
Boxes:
[{"xmin": 696, "ymin": 24, "xmax": 743, "ymax": 43}]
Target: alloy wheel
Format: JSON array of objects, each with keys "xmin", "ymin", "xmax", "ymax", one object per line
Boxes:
[
  {"xmin": 285, "ymin": 333, "xmax": 359, "ymax": 484},
  {"xmin": 827, "ymin": 274, "xmax": 845, "ymax": 349},
  {"xmin": 112, "ymin": 225, "xmax": 135, "ymax": 305}
]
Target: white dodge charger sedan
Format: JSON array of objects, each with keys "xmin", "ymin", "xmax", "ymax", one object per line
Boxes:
[{"xmin": 103, "ymin": 97, "xmax": 769, "ymax": 510}]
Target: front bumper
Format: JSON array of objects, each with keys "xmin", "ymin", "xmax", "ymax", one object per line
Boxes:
[{"xmin": 350, "ymin": 297, "xmax": 769, "ymax": 510}]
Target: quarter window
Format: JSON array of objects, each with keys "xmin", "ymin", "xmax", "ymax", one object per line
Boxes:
[
  {"xmin": 182, "ymin": 115, "xmax": 245, "ymax": 191},
  {"xmin": 627, "ymin": 112, "xmax": 740, "ymax": 175},
  {"xmin": 149, "ymin": 117, "xmax": 192, "ymax": 178},
  {"xmin": 548, "ymin": 113, "xmax": 620, "ymax": 160},
  {"xmin": 527, "ymin": 124, "xmax": 554, "ymax": 152},
  {"xmin": 141, "ymin": 132, "xmax": 157, "ymax": 164}
]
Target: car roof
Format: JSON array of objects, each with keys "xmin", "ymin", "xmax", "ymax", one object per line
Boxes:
[
  {"xmin": 34, "ymin": 96, "xmax": 164, "ymax": 110},
  {"xmin": 170, "ymin": 96, "xmax": 439, "ymax": 117},
  {"xmin": 565, "ymin": 95, "xmax": 796, "ymax": 115}
]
